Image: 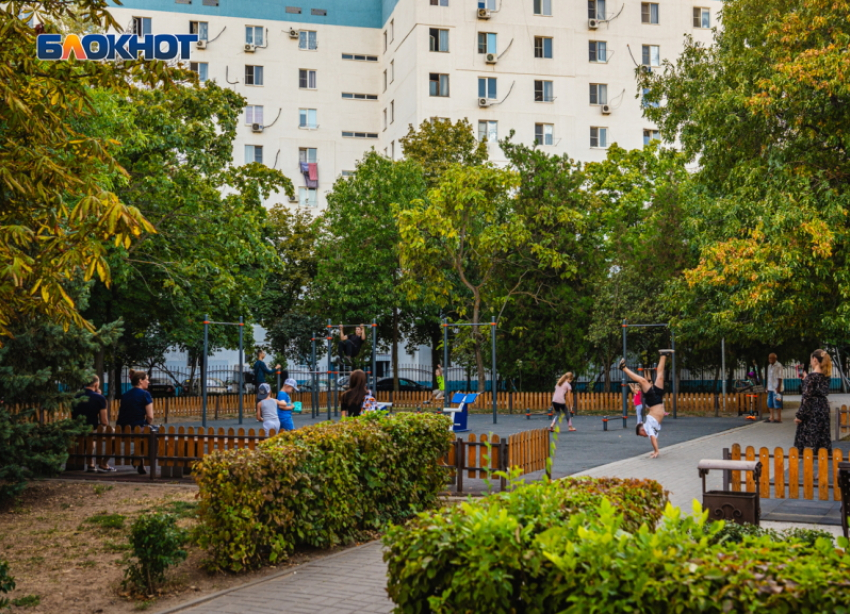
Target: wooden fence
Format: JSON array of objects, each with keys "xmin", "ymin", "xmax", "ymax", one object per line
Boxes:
[
  {"xmin": 17, "ymin": 390, "xmax": 767, "ymax": 424},
  {"xmin": 727, "ymin": 443, "xmax": 845, "ymax": 501},
  {"xmin": 440, "ymin": 428, "xmax": 550, "ymax": 493},
  {"xmin": 836, "ymin": 404, "xmax": 850, "ymax": 441}
]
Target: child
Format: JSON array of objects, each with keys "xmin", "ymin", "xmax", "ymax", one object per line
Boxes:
[
  {"xmin": 620, "ymin": 350, "xmax": 673, "ymax": 458},
  {"xmin": 629, "ymin": 383, "xmax": 643, "ymax": 424},
  {"xmin": 256, "ymin": 383, "xmax": 280, "ymax": 433},
  {"xmin": 549, "ymin": 372, "xmax": 576, "ymax": 432},
  {"xmin": 276, "ymin": 378, "xmax": 299, "ymax": 431}
]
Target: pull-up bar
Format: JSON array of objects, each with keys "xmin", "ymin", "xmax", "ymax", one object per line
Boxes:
[
  {"xmin": 442, "ymin": 316, "xmax": 499, "ymax": 425},
  {"xmin": 201, "ymin": 314, "xmax": 245, "ymax": 427},
  {"xmin": 319, "ymin": 318, "xmax": 378, "ymax": 421},
  {"xmin": 326, "ymin": 323, "xmax": 376, "ymax": 327},
  {"xmin": 442, "ymin": 322, "xmax": 497, "ymax": 327},
  {"xmin": 621, "ymin": 318, "xmax": 677, "ymax": 422}
]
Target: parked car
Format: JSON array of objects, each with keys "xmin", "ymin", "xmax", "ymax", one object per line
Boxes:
[
  {"xmin": 181, "ymin": 377, "xmax": 228, "ymax": 396},
  {"xmin": 147, "ymin": 378, "xmax": 177, "ymax": 398},
  {"xmin": 299, "ymin": 380, "xmax": 330, "ymax": 392},
  {"xmin": 226, "ymin": 372, "xmax": 256, "ymax": 394},
  {"xmin": 375, "ymin": 377, "xmax": 430, "ymax": 392}
]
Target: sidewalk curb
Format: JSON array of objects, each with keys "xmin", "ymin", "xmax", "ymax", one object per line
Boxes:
[{"xmin": 153, "ymin": 540, "xmax": 382, "ymax": 614}]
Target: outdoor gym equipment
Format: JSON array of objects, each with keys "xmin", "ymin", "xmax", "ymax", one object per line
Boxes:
[
  {"xmin": 621, "ymin": 319, "xmax": 678, "ymax": 423},
  {"xmin": 442, "ymin": 316, "xmax": 499, "ymax": 424},
  {"xmin": 201, "ymin": 314, "xmax": 245, "ymax": 427},
  {"xmin": 443, "ymin": 392, "xmax": 478, "ymax": 432}
]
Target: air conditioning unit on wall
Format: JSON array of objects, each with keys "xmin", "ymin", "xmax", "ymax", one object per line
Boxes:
[
  {"xmin": 588, "ymin": 18, "xmax": 600, "ymax": 29},
  {"xmin": 288, "ymin": 28, "xmax": 299, "ymax": 39},
  {"xmin": 478, "ymin": 98, "xmax": 491, "ymax": 107},
  {"xmin": 244, "ymin": 43, "xmax": 256, "ymax": 52},
  {"xmin": 288, "ymin": 195, "xmax": 298, "ymax": 202},
  {"xmin": 196, "ymin": 40, "xmax": 207, "ymax": 49},
  {"xmin": 477, "ymin": 8, "xmax": 491, "ymax": 19},
  {"xmin": 601, "ymin": 104, "xmax": 612, "ymax": 114},
  {"xmin": 251, "ymin": 123, "xmax": 264, "ymax": 132},
  {"xmin": 485, "ymin": 53, "xmax": 497, "ymax": 64}
]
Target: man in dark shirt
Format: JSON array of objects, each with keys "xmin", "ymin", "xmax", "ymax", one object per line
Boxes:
[
  {"xmin": 73, "ymin": 376, "xmax": 114, "ymax": 472},
  {"xmin": 338, "ymin": 324, "xmax": 367, "ymax": 363}
]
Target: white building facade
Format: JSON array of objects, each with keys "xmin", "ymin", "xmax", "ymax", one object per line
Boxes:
[{"xmin": 109, "ymin": 0, "xmax": 717, "ymax": 211}]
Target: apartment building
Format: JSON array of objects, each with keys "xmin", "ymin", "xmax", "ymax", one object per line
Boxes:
[{"xmin": 109, "ymin": 0, "xmax": 717, "ymax": 210}]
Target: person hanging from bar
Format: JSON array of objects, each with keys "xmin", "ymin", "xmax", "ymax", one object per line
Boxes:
[
  {"xmin": 620, "ymin": 350, "xmax": 674, "ymax": 458},
  {"xmin": 338, "ymin": 324, "xmax": 366, "ymax": 365}
]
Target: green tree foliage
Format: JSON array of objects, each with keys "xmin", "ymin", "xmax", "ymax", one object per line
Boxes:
[
  {"xmin": 313, "ymin": 152, "xmax": 427, "ymax": 385},
  {"xmin": 643, "ymin": 0, "xmax": 850, "ymax": 345},
  {"xmin": 400, "ymin": 119, "xmax": 488, "ymax": 187},
  {"xmin": 0, "ymin": 1, "xmax": 187, "ymax": 341}
]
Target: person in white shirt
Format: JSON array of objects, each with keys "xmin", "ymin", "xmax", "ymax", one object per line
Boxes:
[{"xmin": 766, "ymin": 353, "xmax": 784, "ymax": 423}]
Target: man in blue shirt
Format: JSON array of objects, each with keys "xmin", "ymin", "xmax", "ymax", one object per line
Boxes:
[
  {"xmin": 276, "ymin": 378, "xmax": 299, "ymax": 431},
  {"xmin": 253, "ymin": 349, "xmax": 281, "ymax": 399}
]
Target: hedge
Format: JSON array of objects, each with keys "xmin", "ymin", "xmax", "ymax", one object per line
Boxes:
[
  {"xmin": 195, "ymin": 412, "xmax": 452, "ymax": 571},
  {"xmin": 384, "ymin": 480, "xmax": 850, "ymax": 614}
]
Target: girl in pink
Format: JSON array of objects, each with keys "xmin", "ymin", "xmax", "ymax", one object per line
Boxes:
[
  {"xmin": 630, "ymin": 383, "xmax": 644, "ymax": 424},
  {"xmin": 549, "ymin": 372, "xmax": 576, "ymax": 432}
]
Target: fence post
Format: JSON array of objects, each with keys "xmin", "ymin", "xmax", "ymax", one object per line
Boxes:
[
  {"xmin": 499, "ymin": 440, "xmax": 507, "ymax": 491},
  {"xmin": 165, "ymin": 396, "xmax": 170, "ymax": 424},
  {"xmin": 148, "ymin": 429, "xmax": 157, "ymax": 481},
  {"xmin": 456, "ymin": 438, "xmax": 464, "ymax": 494},
  {"xmin": 214, "ymin": 394, "xmax": 219, "ymax": 421},
  {"xmin": 509, "ymin": 390, "xmax": 513, "ymax": 414}
]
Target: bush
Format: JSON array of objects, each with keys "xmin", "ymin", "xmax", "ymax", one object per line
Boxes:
[
  {"xmin": 123, "ymin": 513, "xmax": 188, "ymax": 595},
  {"xmin": 708, "ymin": 521, "xmax": 835, "ymax": 548},
  {"xmin": 384, "ymin": 477, "xmax": 669, "ymax": 613},
  {"xmin": 194, "ymin": 412, "xmax": 453, "ymax": 571},
  {"xmin": 0, "ymin": 559, "xmax": 14, "ymax": 609},
  {"xmin": 384, "ymin": 487, "xmax": 850, "ymax": 614}
]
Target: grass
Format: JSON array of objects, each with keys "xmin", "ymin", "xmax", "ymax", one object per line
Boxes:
[
  {"xmin": 93, "ymin": 484, "xmax": 114, "ymax": 496},
  {"xmin": 134, "ymin": 600, "xmax": 155, "ymax": 611},
  {"xmin": 82, "ymin": 513, "xmax": 125, "ymax": 530},
  {"xmin": 11, "ymin": 595, "xmax": 40, "ymax": 608},
  {"xmin": 103, "ymin": 540, "xmax": 132, "ymax": 553},
  {"xmin": 155, "ymin": 501, "xmax": 198, "ymax": 519}
]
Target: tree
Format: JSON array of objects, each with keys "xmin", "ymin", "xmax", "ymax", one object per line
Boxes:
[
  {"xmin": 400, "ymin": 119, "xmax": 488, "ymax": 187},
  {"xmin": 642, "ymin": 0, "xmax": 850, "ymax": 346},
  {"xmin": 312, "ymin": 152, "xmax": 427, "ymax": 388},
  {"xmin": 0, "ymin": 0, "xmax": 187, "ymax": 341}
]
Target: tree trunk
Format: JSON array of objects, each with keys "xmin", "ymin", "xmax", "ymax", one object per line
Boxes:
[
  {"xmin": 392, "ymin": 305, "xmax": 400, "ymax": 392},
  {"xmin": 472, "ymin": 295, "xmax": 485, "ymax": 392},
  {"xmin": 94, "ymin": 348, "xmax": 105, "ymax": 389}
]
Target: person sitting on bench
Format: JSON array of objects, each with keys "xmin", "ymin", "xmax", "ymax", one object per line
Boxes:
[{"xmin": 620, "ymin": 350, "xmax": 673, "ymax": 459}]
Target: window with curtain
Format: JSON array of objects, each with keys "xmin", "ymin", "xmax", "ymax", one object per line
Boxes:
[
  {"xmin": 429, "ymin": 28, "xmax": 449, "ymax": 52},
  {"xmin": 533, "ymin": 0, "xmax": 552, "ymax": 16},
  {"xmin": 245, "ymin": 26, "xmax": 264, "ymax": 46},
  {"xmin": 589, "ymin": 84, "xmax": 607, "ymax": 105},
  {"xmin": 299, "ymin": 30, "xmax": 317, "ymax": 49},
  {"xmin": 641, "ymin": 3, "xmax": 659, "ymax": 23},
  {"xmin": 589, "ymin": 41, "xmax": 607, "ymax": 62},
  {"xmin": 641, "ymin": 44, "xmax": 660, "ymax": 66},
  {"xmin": 245, "ymin": 145, "xmax": 263, "ymax": 163},
  {"xmin": 534, "ymin": 80, "xmax": 554, "ymax": 102},
  {"xmin": 477, "ymin": 120, "xmax": 498, "ymax": 142},
  {"xmin": 299, "ymin": 109, "xmax": 317, "ymax": 128},
  {"xmin": 246, "ymin": 105, "xmax": 264, "ymax": 125},
  {"xmin": 299, "ymin": 69, "xmax": 317, "ymax": 89},
  {"xmin": 477, "ymin": 32, "xmax": 497, "ymax": 54},
  {"xmin": 534, "ymin": 37, "xmax": 553, "ymax": 58},
  {"xmin": 587, "ymin": 0, "xmax": 605, "ymax": 19},
  {"xmin": 190, "ymin": 21, "xmax": 208, "ymax": 40},
  {"xmin": 534, "ymin": 123, "xmax": 554, "ymax": 146},
  {"xmin": 429, "ymin": 73, "xmax": 449, "ymax": 97},
  {"xmin": 245, "ymin": 65, "xmax": 264, "ymax": 85},
  {"xmin": 478, "ymin": 77, "xmax": 497, "ymax": 100},
  {"xmin": 590, "ymin": 127, "xmax": 608, "ymax": 148}
]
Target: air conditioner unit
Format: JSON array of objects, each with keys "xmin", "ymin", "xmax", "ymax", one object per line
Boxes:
[
  {"xmin": 251, "ymin": 123, "xmax": 264, "ymax": 132},
  {"xmin": 477, "ymin": 8, "xmax": 491, "ymax": 19},
  {"xmin": 485, "ymin": 52, "xmax": 497, "ymax": 64},
  {"xmin": 196, "ymin": 40, "xmax": 207, "ymax": 49},
  {"xmin": 601, "ymin": 104, "xmax": 611, "ymax": 115},
  {"xmin": 641, "ymin": 65, "xmax": 652, "ymax": 74},
  {"xmin": 478, "ymin": 97, "xmax": 491, "ymax": 107},
  {"xmin": 244, "ymin": 43, "xmax": 256, "ymax": 52},
  {"xmin": 288, "ymin": 195, "xmax": 298, "ymax": 202},
  {"xmin": 588, "ymin": 18, "xmax": 599, "ymax": 29},
  {"xmin": 288, "ymin": 28, "xmax": 300, "ymax": 39}
]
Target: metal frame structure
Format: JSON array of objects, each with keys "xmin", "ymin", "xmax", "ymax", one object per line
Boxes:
[
  {"xmin": 442, "ymin": 316, "xmax": 499, "ymax": 424},
  {"xmin": 621, "ymin": 319, "xmax": 677, "ymax": 423},
  {"xmin": 201, "ymin": 314, "xmax": 245, "ymax": 427}
]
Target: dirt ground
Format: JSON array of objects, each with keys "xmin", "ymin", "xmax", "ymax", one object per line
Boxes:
[{"xmin": 0, "ymin": 480, "xmax": 354, "ymax": 614}]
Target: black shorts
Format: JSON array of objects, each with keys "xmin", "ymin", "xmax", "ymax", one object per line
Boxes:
[
  {"xmin": 552, "ymin": 402, "xmax": 568, "ymax": 415},
  {"xmin": 643, "ymin": 385, "xmax": 665, "ymax": 408}
]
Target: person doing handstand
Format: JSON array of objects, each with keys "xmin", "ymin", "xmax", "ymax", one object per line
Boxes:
[{"xmin": 620, "ymin": 350, "xmax": 674, "ymax": 458}]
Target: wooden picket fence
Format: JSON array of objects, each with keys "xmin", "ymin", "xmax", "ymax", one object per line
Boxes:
[
  {"xmin": 727, "ymin": 443, "xmax": 845, "ymax": 501},
  {"xmin": 836, "ymin": 404, "xmax": 850, "ymax": 440},
  {"xmin": 440, "ymin": 428, "xmax": 550, "ymax": 493}
]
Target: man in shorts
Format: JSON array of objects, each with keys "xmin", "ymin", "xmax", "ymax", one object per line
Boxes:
[
  {"xmin": 766, "ymin": 353, "xmax": 784, "ymax": 423},
  {"xmin": 621, "ymin": 350, "xmax": 673, "ymax": 459}
]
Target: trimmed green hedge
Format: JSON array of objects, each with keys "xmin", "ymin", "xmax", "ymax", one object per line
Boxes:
[
  {"xmin": 195, "ymin": 412, "xmax": 452, "ymax": 571},
  {"xmin": 384, "ymin": 480, "xmax": 850, "ymax": 613}
]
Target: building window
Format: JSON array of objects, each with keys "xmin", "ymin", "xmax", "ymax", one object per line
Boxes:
[
  {"xmin": 477, "ymin": 32, "xmax": 497, "ymax": 54},
  {"xmin": 479, "ymin": 0, "xmax": 497, "ymax": 8},
  {"xmin": 383, "ymin": 30, "xmax": 387, "ymax": 51},
  {"xmin": 245, "ymin": 145, "xmax": 263, "ymax": 164},
  {"xmin": 246, "ymin": 105, "xmax": 264, "ymax": 125},
  {"xmin": 342, "ymin": 53, "xmax": 378, "ymax": 61},
  {"xmin": 341, "ymin": 131, "xmax": 379, "ymax": 138},
  {"xmin": 245, "ymin": 25, "xmax": 264, "ymax": 46},
  {"xmin": 389, "ymin": 19, "xmax": 394, "ymax": 42},
  {"xmin": 429, "ymin": 73, "xmax": 449, "ymax": 97},
  {"xmin": 286, "ymin": 6, "xmax": 302, "ymax": 13},
  {"xmin": 534, "ymin": 80, "xmax": 554, "ymax": 102},
  {"xmin": 390, "ymin": 60, "xmax": 394, "ymax": 83},
  {"xmin": 299, "ymin": 187, "xmax": 318, "ymax": 207},
  {"xmin": 587, "ymin": 0, "xmax": 605, "ymax": 20},
  {"xmin": 189, "ymin": 21, "xmax": 208, "ymax": 40},
  {"xmin": 390, "ymin": 100, "xmax": 395, "ymax": 123},
  {"xmin": 311, "ymin": 8, "xmax": 327, "ymax": 16},
  {"xmin": 534, "ymin": 36, "xmax": 553, "ymax": 58},
  {"xmin": 299, "ymin": 108, "xmax": 317, "ymax": 129},
  {"xmin": 478, "ymin": 77, "xmax": 497, "ymax": 100},
  {"xmin": 383, "ymin": 70, "xmax": 387, "ymax": 91},
  {"xmin": 341, "ymin": 170, "xmax": 355, "ymax": 178},
  {"xmin": 391, "ymin": 140, "xmax": 395, "ymax": 159},
  {"xmin": 342, "ymin": 92, "xmax": 378, "ymax": 100},
  {"xmin": 189, "ymin": 62, "xmax": 208, "ymax": 81},
  {"xmin": 590, "ymin": 127, "xmax": 608, "ymax": 148},
  {"xmin": 641, "ymin": 3, "xmax": 659, "ymax": 24},
  {"xmin": 643, "ymin": 129, "xmax": 660, "ymax": 145},
  {"xmin": 693, "ymin": 7, "xmax": 710, "ymax": 28},
  {"xmin": 299, "ymin": 148, "xmax": 318, "ymax": 163},
  {"xmin": 534, "ymin": 123, "xmax": 554, "ymax": 146},
  {"xmin": 430, "ymin": 0, "xmax": 449, "ymax": 5},
  {"xmin": 641, "ymin": 44, "xmax": 660, "ymax": 66},
  {"xmin": 131, "ymin": 17, "xmax": 151, "ymax": 37},
  {"xmin": 533, "ymin": 0, "xmax": 552, "ymax": 16},
  {"xmin": 478, "ymin": 120, "xmax": 498, "ymax": 143},
  {"xmin": 299, "ymin": 30, "xmax": 317, "ymax": 50},
  {"xmin": 383, "ymin": 108, "xmax": 388, "ymax": 130},
  {"xmin": 589, "ymin": 41, "xmax": 607, "ymax": 62},
  {"xmin": 430, "ymin": 28, "xmax": 449, "ymax": 52},
  {"xmin": 589, "ymin": 83, "xmax": 607, "ymax": 105},
  {"xmin": 299, "ymin": 69, "xmax": 317, "ymax": 89},
  {"xmin": 641, "ymin": 87, "xmax": 660, "ymax": 108},
  {"xmin": 245, "ymin": 65, "xmax": 264, "ymax": 85}
]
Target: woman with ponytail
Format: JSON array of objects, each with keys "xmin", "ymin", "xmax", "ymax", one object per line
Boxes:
[{"xmin": 793, "ymin": 349, "xmax": 833, "ymax": 453}]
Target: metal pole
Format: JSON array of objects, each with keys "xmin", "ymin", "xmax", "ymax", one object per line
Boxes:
[
  {"xmin": 671, "ymin": 329, "xmax": 677, "ymax": 419},
  {"xmin": 238, "ymin": 316, "xmax": 244, "ymax": 425},
  {"xmin": 327, "ymin": 319, "xmax": 332, "ymax": 421},
  {"xmin": 443, "ymin": 319, "xmax": 449, "ymax": 410},
  {"xmin": 371, "ymin": 319, "xmax": 377, "ymax": 394},
  {"xmin": 311, "ymin": 337, "xmax": 317, "ymax": 418},
  {"xmin": 621, "ymin": 319, "xmax": 627, "ymax": 421},
  {"xmin": 721, "ymin": 337, "xmax": 726, "ymax": 415},
  {"xmin": 202, "ymin": 314, "xmax": 209, "ymax": 427},
  {"xmin": 491, "ymin": 316, "xmax": 497, "ymax": 424}
]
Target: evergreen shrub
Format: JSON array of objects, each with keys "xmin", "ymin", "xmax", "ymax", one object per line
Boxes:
[{"xmin": 195, "ymin": 412, "xmax": 452, "ymax": 571}]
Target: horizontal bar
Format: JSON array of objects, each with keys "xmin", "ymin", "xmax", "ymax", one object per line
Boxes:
[
  {"xmin": 205, "ymin": 321, "xmax": 244, "ymax": 326},
  {"xmin": 327, "ymin": 324, "xmax": 375, "ymax": 327},
  {"xmin": 442, "ymin": 323, "xmax": 498, "ymax": 327},
  {"xmin": 623, "ymin": 323, "xmax": 668, "ymax": 328}
]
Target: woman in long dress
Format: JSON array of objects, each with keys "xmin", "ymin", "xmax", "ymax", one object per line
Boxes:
[{"xmin": 794, "ymin": 349, "xmax": 832, "ymax": 453}]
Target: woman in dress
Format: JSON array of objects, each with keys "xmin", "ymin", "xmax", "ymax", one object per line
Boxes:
[{"xmin": 794, "ymin": 349, "xmax": 832, "ymax": 453}]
